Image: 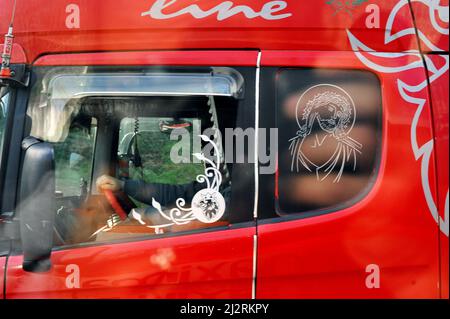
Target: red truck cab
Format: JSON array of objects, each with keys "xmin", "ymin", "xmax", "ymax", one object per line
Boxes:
[{"xmin": 0, "ymin": 0, "xmax": 448, "ymax": 299}]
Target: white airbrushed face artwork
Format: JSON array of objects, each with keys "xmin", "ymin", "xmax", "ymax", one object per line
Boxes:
[{"xmin": 289, "ymin": 84, "xmax": 362, "ymax": 183}]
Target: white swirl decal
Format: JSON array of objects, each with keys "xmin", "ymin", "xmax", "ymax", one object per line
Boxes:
[{"xmin": 131, "ymin": 135, "xmax": 225, "ymax": 234}]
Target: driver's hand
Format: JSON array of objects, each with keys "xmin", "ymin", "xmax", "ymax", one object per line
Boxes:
[{"xmin": 96, "ymin": 175, "xmax": 124, "ymax": 192}]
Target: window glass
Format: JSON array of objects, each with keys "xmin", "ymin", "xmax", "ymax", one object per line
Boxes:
[
  {"xmin": 276, "ymin": 68, "xmax": 381, "ymax": 214},
  {"xmin": 25, "ymin": 67, "xmax": 254, "ymax": 248},
  {"xmin": 51, "ymin": 97, "xmax": 236, "ymax": 246},
  {"xmin": 118, "ymin": 117, "xmax": 203, "ymax": 185},
  {"xmin": 0, "ymin": 89, "xmax": 10, "ymax": 155}
]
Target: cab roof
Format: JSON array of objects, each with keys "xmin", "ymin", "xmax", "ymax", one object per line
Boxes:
[{"xmin": 1, "ymin": 0, "xmax": 448, "ymax": 65}]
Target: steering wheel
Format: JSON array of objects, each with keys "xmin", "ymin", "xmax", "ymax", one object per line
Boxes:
[{"xmin": 102, "ymin": 189, "xmax": 136, "ymax": 221}]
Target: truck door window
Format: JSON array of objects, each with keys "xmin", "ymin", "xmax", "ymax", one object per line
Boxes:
[
  {"xmin": 53, "ymin": 97, "xmax": 235, "ymax": 245},
  {"xmin": 275, "ymin": 68, "xmax": 382, "ymax": 215},
  {"xmin": 24, "ymin": 67, "xmax": 254, "ymax": 248}
]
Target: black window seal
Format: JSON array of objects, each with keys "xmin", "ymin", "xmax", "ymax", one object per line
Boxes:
[{"xmin": 0, "ymin": 88, "xmax": 17, "ymax": 212}]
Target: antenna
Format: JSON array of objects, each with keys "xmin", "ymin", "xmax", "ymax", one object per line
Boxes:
[{"xmin": 1, "ymin": 0, "xmax": 18, "ymax": 78}]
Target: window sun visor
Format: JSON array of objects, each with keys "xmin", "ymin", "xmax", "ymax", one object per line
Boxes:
[
  {"xmin": 48, "ymin": 72, "xmax": 243, "ymax": 101},
  {"xmin": 28, "ymin": 68, "xmax": 244, "ymax": 143}
]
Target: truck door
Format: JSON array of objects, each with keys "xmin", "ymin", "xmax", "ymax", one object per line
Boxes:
[
  {"xmin": 256, "ymin": 49, "xmax": 441, "ymax": 298},
  {"xmin": 4, "ymin": 51, "xmax": 258, "ymax": 298}
]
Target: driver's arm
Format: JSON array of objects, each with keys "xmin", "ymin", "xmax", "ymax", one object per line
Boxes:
[{"xmin": 96, "ymin": 175, "xmax": 202, "ymax": 206}]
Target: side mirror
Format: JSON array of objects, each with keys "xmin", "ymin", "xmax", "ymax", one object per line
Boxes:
[{"xmin": 18, "ymin": 137, "xmax": 56, "ymax": 272}]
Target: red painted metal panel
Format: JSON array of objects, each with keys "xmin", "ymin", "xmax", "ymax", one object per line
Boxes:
[
  {"xmin": 410, "ymin": 0, "xmax": 449, "ymax": 53},
  {"xmin": 425, "ymin": 54, "xmax": 449, "ymax": 299},
  {"xmin": 0, "ymin": 0, "xmax": 419, "ymax": 62},
  {"xmin": 257, "ymin": 50, "xmax": 441, "ymax": 298},
  {"xmin": 6, "ymin": 227, "xmax": 254, "ymax": 299}
]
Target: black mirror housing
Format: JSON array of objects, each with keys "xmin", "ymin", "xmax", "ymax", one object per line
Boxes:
[{"xmin": 18, "ymin": 137, "xmax": 56, "ymax": 272}]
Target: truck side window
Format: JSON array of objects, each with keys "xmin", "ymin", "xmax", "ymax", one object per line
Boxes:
[
  {"xmin": 50, "ymin": 98, "xmax": 236, "ymax": 245},
  {"xmin": 25, "ymin": 68, "xmax": 255, "ymax": 248},
  {"xmin": 276, "ymin": 69, "xmax": 382, "ymax": 215}
]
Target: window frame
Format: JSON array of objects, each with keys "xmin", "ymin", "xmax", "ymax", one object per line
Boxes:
[
  {"xmin": 19, "ymin": 63, "xmax": 257, "ymax": 252},
  {"xmin": 0, "ymin": 87, "xmax": 17, "ymax": 213}
]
